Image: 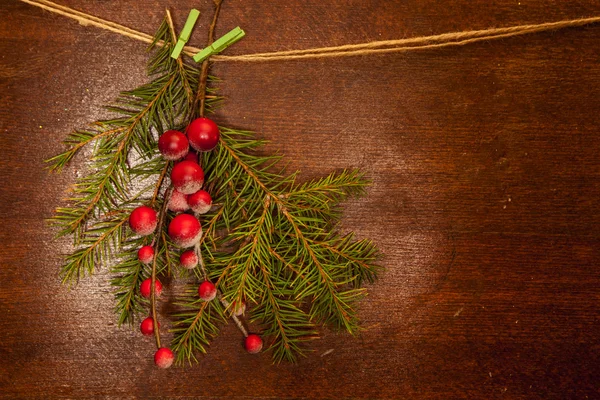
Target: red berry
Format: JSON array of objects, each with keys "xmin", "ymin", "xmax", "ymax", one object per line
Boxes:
[
  {"xmin": 174, "ymin": 150, "xmax": 198, "ymax": 165},
  {"xmin": 244, "ymin": 334, "xmax": 263, "ymax": 354},
  {"xmin": 184, "ymin": 151, "xmax": 198, "ymax": 163},
  {"xmin": 140, "ymin": 278, "xmax": 162, "ymax": 298},
  {"xmin": 187, "ymin": 190, "xmax": 212, "ymax": 214},
  {"xmin": 129, "ymin": 206, "xmax": 157, "ymax": 236},
  {"xmin": 158, "ymin": 130, "xmax": 189, "ymax": 160},
  {"xmin": 154, "ymin": 347, "xmax": 175, "ymax": 369},
  {"xmin": 170, "ymin": 161, "xmax": 204, "ymax": 195},
  {"xmin": 198, "ymin": 281, "xmax": 216, "ymax": 301},
  {"xmin": 140, "ymin": 317, "xmax": 159, "ymax": 336},
  {"xmin": 231, "ymin": 300, "xmax": 246, "ymax": 317},
  {"xmin": 187, "ymin": 118, "xmax": 220, "ymax": 152},
  {"xmin": 180, "ymin": 250, "xmax": 198, "ymax": 269},
  {"xmin": 168, "ymin": 189, "xmax": 189, "ymax": 213},
  {"xmin": 137, "ymin": 245, "xmax": 154, "ymax": 264},
  {"xmin": 168, "ymin": 214, "xmax": 202, "ymax": 248}
]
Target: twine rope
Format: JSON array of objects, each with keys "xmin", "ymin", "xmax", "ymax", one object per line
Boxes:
[{"xmin": 18, "ymin": 0, "xmax": 600, "ymax": 62}]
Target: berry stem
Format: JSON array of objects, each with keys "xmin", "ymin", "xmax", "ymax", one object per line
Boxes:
[
  {"xmin": 150, "ymin": 185, "xmax": 174, "ymax": 348},
  {"xmin": 194, "ymin": 242, "xmax": 208, "ymax": 281},
  {"xmin": 220, "ymin": 297, "xmax": 248, "ymax": 337}
]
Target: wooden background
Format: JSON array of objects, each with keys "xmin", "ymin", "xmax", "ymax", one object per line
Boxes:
[{"xmin": 1, "ymin": 0, "xmax": 600, "ymax": 398}]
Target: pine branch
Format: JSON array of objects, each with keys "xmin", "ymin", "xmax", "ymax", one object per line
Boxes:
[
  {"xmin": 169, "ymin": 126, "xmax": 380, "ymax": 361},
  {"xmin": 252, "ymin": 291, "xmax": 317, "ymax": 363},
  {"xmin": 59, "ymin": 209, "xmax": 129, "ymax": 284},
  {"xmin": 48, "ymin": 19, "xmax": 198, "ymax": 239},
  {"xmin": 322, "ymin": 233, "xmax": 380, "ymax": 287},
  {"xmin": 50, "ymin": 18, "xmax": 207, "ymax": 287},
  {"xmin": 171, "ymin": 286, "xmax": 226, "ymax": 363},
  {"xmin": 222, "ymin": 196, "xmax": 274, "ymax": 304},
  {"xmin": 196, "ymin": 0, "xmax": 223, "ymax": 117},
  {"xmin": 217, "ymin": 135, "xmax": 369, "ymax": 332},
  {"xmin": 45, "ymin": 126, "xmax": 125, "ymax": 172},
  {"xmin": 110, "ymin": 251, "xmax": 146, "ymax": 326},
  {"xmin": 49, "ymin": 11, "xmax": 381, "ymax": 365},
  {"xmin": 110, "ymin": 200, "xmax": 175, "ymax": 326}
]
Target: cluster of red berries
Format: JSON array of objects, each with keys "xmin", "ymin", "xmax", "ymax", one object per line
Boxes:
[{"xmin": 127, "ymin": 117, "xmax": 262, "ymax": 368}]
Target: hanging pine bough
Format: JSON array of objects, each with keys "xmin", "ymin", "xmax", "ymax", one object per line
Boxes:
[{"xmin": 47, "ymin": 13, "xmax": 380, "ymax": 366}]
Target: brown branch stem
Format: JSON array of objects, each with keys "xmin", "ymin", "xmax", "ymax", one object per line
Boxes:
[
  {"xmin": 151, "ymin": 164, "xmax": 169, "ymax": 206},
  {"xmin": 165, "ymin": 9, "xmax": 195, "ymax": 105},
  {"xmin": 195, "ymin": 0, "xmax": 223, "ymax": 118},
  {"xmin": 219, "ymin": 296, "xmax": 248, "ymax": 337},
  {"xmin": 194, "ymin": 241, "xmax": 208, "ymax": 281},
  {"xmin": 151, "ymin": 186, "xmax": 174, "ymax": 348}
]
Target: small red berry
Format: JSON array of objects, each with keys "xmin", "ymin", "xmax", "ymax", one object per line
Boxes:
[
  {"xmin": 198, "ymin": 281, "xmax": 217, "ymax": 301},
  {"xmin": 140, "ymin": 278, "xmax": 162, "ymax": 299},
  {"xmin": 244, "ymin": 334, "xmax": 263, "ymax": 354},
  {"xmin": 168, "ymin": 214, "xmax": 202, "ymax": 248},
  {"xmin": 184, "ymin": 150, "xmax": 198, "ymax": 163},
  {"xmin": 231, "ymin": 300, "xmax": 246, "ymax": 317},
  {"xmin": 158, "ymin": 130, "xmax": 189, "ymax": 160},
  {"xmin": 129, "ymin": 206, "xmax": 157, "ymax": 236},
  {"xmin": 187, "ymin": 117, "xmax": 220, "ymax": 152},
  {"xmin": 187, "ymin": 190, "xmax": 212, "ymax": 214},
  {"xmin": 140, "ymin": 317, "xmax": 159, "ymax": 336},
  {"xmin": 174, "ymin": 150, "xmax": 198, "ymax": 165},
  {"xmin": 170, "ymin": 161, "xmax": 204, "ymax": 195},
  {"xmin": 180, "ymin": 250, "xmax": 198, "ymax": 269},
  {"xmin": 168, "ymin": 189, "xmax": 189, "ymax": 213},
  {"xmin": 154, "ymin": 347, "xmax": 175, "ymax": 369},
  {"xmin": 137, "ymin": 245, "xmax": 154, "ymax": 264}
]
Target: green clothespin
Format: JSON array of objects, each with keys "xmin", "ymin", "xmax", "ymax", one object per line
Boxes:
[
  {"xmin": 171, "ymin": 9, "xmax": 201, "ymax": 59},
  {"xmin": 193, "ymin": 27, "xmax": 245, "ymax": 63}
]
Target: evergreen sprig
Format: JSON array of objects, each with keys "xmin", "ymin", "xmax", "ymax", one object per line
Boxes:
[
  {"xmin": 48, "ymin": 19, "xmax": 199, "ymax": 241},
  {"xmin": 49, "ymin": 14, "xmax": 380, "ymax": 365}
]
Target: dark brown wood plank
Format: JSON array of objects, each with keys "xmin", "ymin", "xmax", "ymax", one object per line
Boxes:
[{"xmin": 1, "ymin": 0, "xmax": 600, "ymax": 398}]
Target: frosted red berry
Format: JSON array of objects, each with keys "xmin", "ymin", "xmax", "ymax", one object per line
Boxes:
[
  {"xmin": 168, "ymin": 214, "xmax": 202, "ymax": 248},
  {"xmin": 180, "ymin": 250, "xmax": 198, "ymax": 269},
  {"xmin": 154, "ymin": 347, "xmax": 175, "ymax": 369},
  {"xmin": 137, "ymin": 245, "xmax": 154, "ymax": 264},
  {"xmin": 140, "ymin": 317, "xmax": 159, "ymax": 336},
  {"xmin": 187, "ymin": 117, "xmax": 220, "ymax": 152},
  {"xmin": 129, "ymin": 206, "xmax": 157, "ymax": 236},
  {"xmin": 244, "ymin": 334, "xmax": 263, "ymax": 354},
  {"xmin": 183, "ymin": 150, "xmax": 198, "ymax": 163},
  {"xmin": 198, "ymin": 281, "xmax": 217, "ymax": 301},
  {"xmin": 231, "ymin": 300, "xmax": 246, "ymax": 317},
  {"xmin": 168, "ymin": 189, "xmax": 189, "ymax": 213},
  {"xmin": 187, "ymin": 190, "xmax": 212, "ymax": 214},
  {"xmin": 158, "ymin": 130, "xmax": 189, "ymax": 160},
  {"xmin": 140, "ymin": 278, "xmax": 162, "ymax": 298},
  {"xmin": 170, "ymin": 161, "xmax": 204, "ymax": 195}
]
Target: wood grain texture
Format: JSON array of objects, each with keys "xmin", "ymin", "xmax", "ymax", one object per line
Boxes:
[{"xmin": 1, "ymin": 0, "xmax": 600, "ymax": 398}]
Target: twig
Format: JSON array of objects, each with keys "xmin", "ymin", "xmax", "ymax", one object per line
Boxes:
[
  {"xmin": 195, "ymin": 0, "xmax": 223, "ymax": 117},
  {"xmin": 151, "ymin": 164, "xmax": 169, "ymax": 206},
  {"xmin": 194, "ymin": 241, "xmax": 208, "ymax": 281},
  {"xmin": 151, "ymin": 186, "xmax": 174, "ymax": 348},
  {"xmin": 219, "ymin": 296, "xmax": 248, "ymax": 337}
]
